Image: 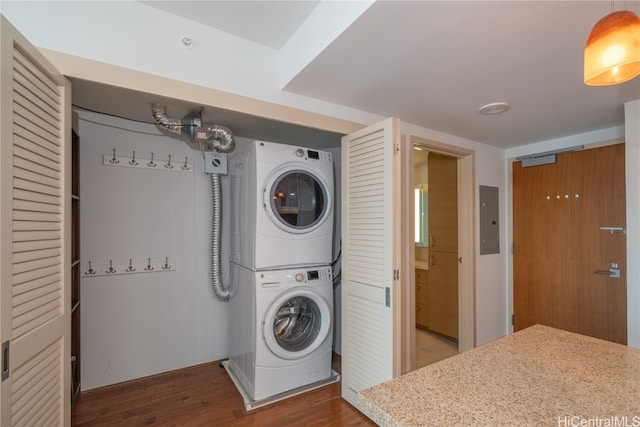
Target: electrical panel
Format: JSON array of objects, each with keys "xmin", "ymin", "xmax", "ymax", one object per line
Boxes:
[{"xmin": 479, "ymin": 185, "xmax": 500, "ymax": 255}]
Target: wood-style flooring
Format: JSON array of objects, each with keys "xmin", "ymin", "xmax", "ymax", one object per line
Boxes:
[{"xmin": 72, "ymin": 354, "xmax": 375, "ymax": 426}]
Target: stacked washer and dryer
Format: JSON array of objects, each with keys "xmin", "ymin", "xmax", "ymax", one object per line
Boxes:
[{"xmin": 225, "ymin": 140, "xmax": 337, "ymax": 407}]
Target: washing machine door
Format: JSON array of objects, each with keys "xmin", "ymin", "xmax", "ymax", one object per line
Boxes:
[
  {"xmin": 265, "ymin": 168, "xmax": 331, "ymax": 234},
  {"xmin": 263, "ymin": 289, "xmax": 331, "ymax": 360}
]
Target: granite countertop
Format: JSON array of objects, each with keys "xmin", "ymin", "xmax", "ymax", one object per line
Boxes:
[{"xmin": 358, "ymin": 324, "xmax": 640, "ymax": 426}]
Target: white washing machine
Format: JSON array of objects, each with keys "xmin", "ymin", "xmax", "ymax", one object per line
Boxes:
[
  {"xmin": 229, "ymin": 140, "xmax": 334, "ymax": 270},
  {"xmin": 227, "ymin": 263, "xmax": 334, "ymax": 402}
]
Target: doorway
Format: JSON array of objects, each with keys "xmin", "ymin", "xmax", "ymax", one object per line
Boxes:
[
  {"xmin": 402, "ymin": 135, "xmax": 475, "ymax": 373},
  {"xmin": 413, "ymin": 149, "xmax": 459, "ymax": 368},
  {"xmin": 512, "ymin": 143, "xmax": 627, "ymax": 344}
]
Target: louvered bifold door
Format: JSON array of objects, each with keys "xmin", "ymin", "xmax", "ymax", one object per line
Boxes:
[
  {"xmin": 1, "ymin": 16, "xmax": 72, "ymax": 427},
  {"xmin": 341, "ymin": 118, "xmax": 402, "ymax": 409}
]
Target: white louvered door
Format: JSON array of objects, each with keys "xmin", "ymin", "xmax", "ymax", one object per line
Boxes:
[
  {"xmin": 1, "ymin": 16, "xmax": 72, "ymax": 427},
  {"xmin": 341, "ymin": 118, "xmax": 402, "ymax": 408}
]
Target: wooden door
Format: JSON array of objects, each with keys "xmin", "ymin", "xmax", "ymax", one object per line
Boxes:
[
  {"xmin": 341, "ymin": 118, "xmax": 402, "ymax": 408},
  {"xmin": 427, "ymin": 252, "xmax": 458, "ymax": 338},
  {"xmin": 513, "ymin": 144, "xmax": 626, "ymax": 344},
  {"xmin": 427, "ymin": 153, "xmax": 458, "ymax": 339},
  {"xmin": 428, "ymin": 153, "xmax": 458, "ymax": 252},
  {"xmin": 1, "ymin": 16, "xmax": 72, "ymax": 426}
]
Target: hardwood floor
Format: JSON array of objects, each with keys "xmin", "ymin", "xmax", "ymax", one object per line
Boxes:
[{"xmin": 72, "ymin": 355, "xmax": 375, "ymax": 426}]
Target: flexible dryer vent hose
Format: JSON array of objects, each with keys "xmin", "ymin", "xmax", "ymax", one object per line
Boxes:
[
  {"xmin": 151, "ymin": 104, "xmax": 184, "ymax": 136},
  {"xmin": 151, "ymin": 103, "xmax": 235, "ymax": 302},
  {"xmin": 210, "ymin": 173, "xmax": 231, "ymax": 301},
  {"xmin": 204, "ymin": 125, "xmax": 235, "ymax": 153},
  {"xmin": 152, "ymin": 104, "xmax": 235, "ymax": 154}
]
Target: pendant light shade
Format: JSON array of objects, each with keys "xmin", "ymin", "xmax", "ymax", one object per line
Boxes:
[{"xmin": 584, "ymin": 10, "xmax": 640, "ymax": 86}]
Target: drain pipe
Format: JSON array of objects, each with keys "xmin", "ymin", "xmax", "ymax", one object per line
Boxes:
[{"xmin": 151, "ymin": 104, "xmax": 235, "ymax": 301}]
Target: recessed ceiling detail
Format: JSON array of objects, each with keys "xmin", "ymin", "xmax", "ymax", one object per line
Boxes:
[{"xmin": 478, "ymin": 102, "xmax": 510, "ymax": 116}]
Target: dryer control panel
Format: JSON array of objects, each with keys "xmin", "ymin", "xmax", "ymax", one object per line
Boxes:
[
  {"xmin": 288, "ymin": 266, "xmax": 332, "ymax": 284},
  {"xmin": 291, "ymin": 147, "xmax": 332, "ymax": 164}
]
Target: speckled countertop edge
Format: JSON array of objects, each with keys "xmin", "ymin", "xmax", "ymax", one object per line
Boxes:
[{"xmin": 358, "ymin": 325, "xmax": 640, "ymax": 427}]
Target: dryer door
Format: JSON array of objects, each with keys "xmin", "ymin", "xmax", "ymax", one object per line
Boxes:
[
  {"xmin": 263, "ymin": 289, "xmax": 331, "ymax": 360},
  {"xmin": 265, "ymin": 168, "xmax": 331, "ymax": 233}
]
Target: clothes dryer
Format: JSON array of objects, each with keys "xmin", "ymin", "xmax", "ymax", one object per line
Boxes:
[
  {"xmin": 227, "ymin": 263, "xmax": 333, "ymax": 402},
  {"xmin": 229, "ymin": 140, "xmax": 334, "ymax": 270}
]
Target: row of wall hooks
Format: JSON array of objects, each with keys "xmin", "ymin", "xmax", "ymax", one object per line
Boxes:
[
  {"xmin": 103, "ymin": 149, "xmax": 193, "ymax": 173},
  {"xmin": 546, "ymin": 194, "xmax": 580, "ymax": 200},
  {"xmin": 82, "ymin": 257, "xmax": 176, "ymax": 278}
]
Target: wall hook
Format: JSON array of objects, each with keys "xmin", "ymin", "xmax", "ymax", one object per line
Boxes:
[
  {"xmin": 162, "ymin": 257, "xmax": 171, "ymax": 270},
  {"xmin": 85, "ymin": 261, "xmax": 96, "ymax": 275},
  {"xmin": 165, "ymin": 154, "xmax": 174, "ymax": 169},
  {"xmin": 125, "ymin": 258, "xmax": 136, "ymax": 272},
  {"xmin": 129, "ymin": 150, "xmax": 139, "ymax": 166},
  {"xmin": 145, "ymin": 258, "xmax": 154, "ymax": 271},
  {"xmin": 109, "ymin": 148, "xmax": 119, "ymax": 164},
  {"xmin": 147, "ymin": 152, "xmax": 157, "ymax": 168},
  {"xmin": 106, "ymin": 260, "xmax": 116, "ymax": 274},
  {"xmin": 181, "ymin": 156, "xmax": 190, "ymax": 171}
]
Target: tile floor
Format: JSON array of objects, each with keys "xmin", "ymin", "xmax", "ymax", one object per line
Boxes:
[{"xmin": 415, "ymin": 328, "xmax": 459, "ymax": 368}]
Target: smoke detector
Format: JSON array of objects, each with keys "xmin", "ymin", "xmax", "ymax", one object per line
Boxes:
[{"xmin": 181, "ymin": 37, "xmax": 194, "ymax": 50}]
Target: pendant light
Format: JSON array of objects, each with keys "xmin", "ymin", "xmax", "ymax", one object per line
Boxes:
[{"xmin": 584, "ymin": 8, "xmax": 640, "ymax": 86}]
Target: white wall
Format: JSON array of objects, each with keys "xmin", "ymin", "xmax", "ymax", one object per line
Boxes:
[
  {"xmin": 473, "ymin": 145, "xmax": 510, "ymax": 344},
  {"xmin": 77, "ymin": 110, "xmax": 253, "ymax": 389}
]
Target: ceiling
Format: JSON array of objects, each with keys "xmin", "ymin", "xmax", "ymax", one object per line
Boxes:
[
  {"xmin": 140, "ymin": 1, "xmax": 320, "ymax": 50},
  {"xmin": 80, "ymin": 1, "xmax": 640, "ymax": 149}
]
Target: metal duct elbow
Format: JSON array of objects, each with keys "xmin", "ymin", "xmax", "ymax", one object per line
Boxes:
[
  {"xmin": 151, "ymin": 104, "xmax": 235, "ymax": 153},
  {"xmin": 204, "ymin": 124, "xmax": 235, "ymax": 153},
  {"xmin": 151, "ymin": 104, "xmax": 185, "ymax": 136}
]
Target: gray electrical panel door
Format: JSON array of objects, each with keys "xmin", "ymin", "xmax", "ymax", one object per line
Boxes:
[{"xmin": 479, "ymin": 185, "xmax": 500, "ymax": 254}]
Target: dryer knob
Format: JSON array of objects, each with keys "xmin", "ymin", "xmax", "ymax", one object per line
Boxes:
[
  {"xmin": 295, "ymin": 273, "xmax": 305, "ymax": 282},
  {"xmin": 295, "ymin": 148, "xmax": 305, "ymax": 158}
]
